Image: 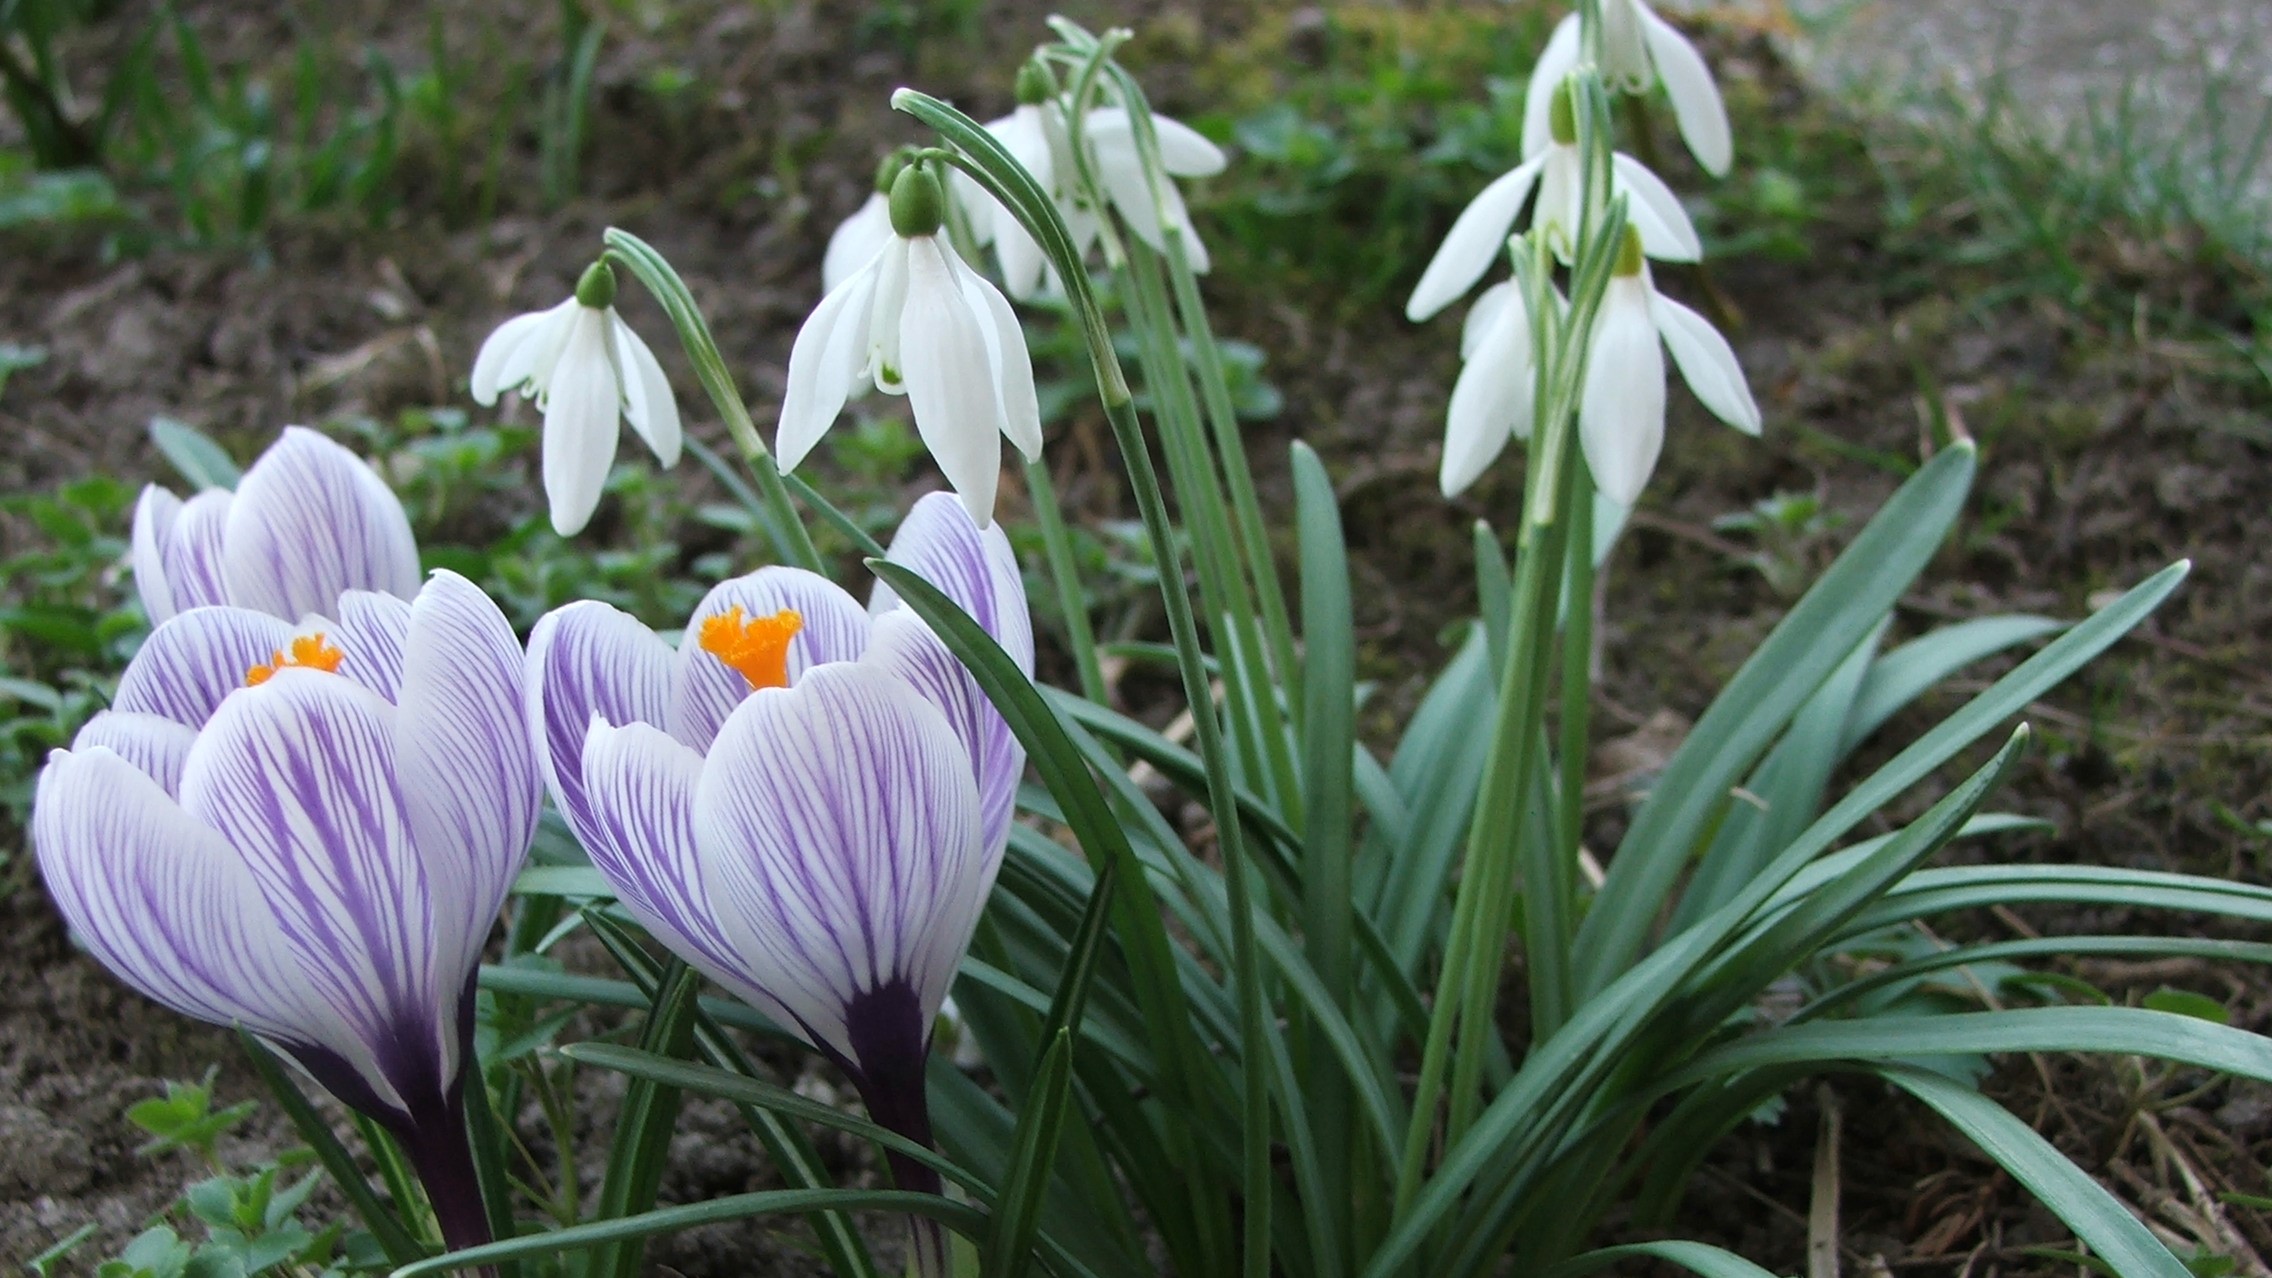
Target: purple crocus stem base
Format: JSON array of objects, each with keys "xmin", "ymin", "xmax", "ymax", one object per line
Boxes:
[
  {"xmin": 397, "ymin": 1096, "xmax": 497, "ymax": 1264},
  {"xmin": 844, "ymin": 982, "xmax": 951, "ymax": 1278}
]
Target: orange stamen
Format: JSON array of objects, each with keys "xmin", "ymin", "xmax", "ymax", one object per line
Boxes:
[
  {"xmin": 246, "ymin": 632, "xmax": 346, "ymax": 686},
  {"xmin": 699, "ymin": 606, "xmax": 803, "ymax": 692}
]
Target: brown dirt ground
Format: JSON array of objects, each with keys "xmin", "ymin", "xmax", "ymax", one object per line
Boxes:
[{"xmin": 3, "ymin": 0, "xmax": 2269, "ymax": 1273}]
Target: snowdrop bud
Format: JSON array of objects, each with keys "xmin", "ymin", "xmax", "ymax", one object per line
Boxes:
[
  {"xmin": 1612, "ymin": 225, "xmax": 1646, "ymax": 277},
  {"xmin": 1014, "ymin": 58, "xmax": 1055, "ymax": 107},
  {"xmin": 574, "ymin": 260, "xmax": 617, "ymax": 309},
  {"xmin": 889, "ymin": 166, "xmax": 948, "ymax": 239},
  {"xmin": 1549, "ymin": 81, "xmax": 1577, "ymax": 147},
  {"xmin": 875, "ymin": 148, "xmax": 913, "ymax": 196}
]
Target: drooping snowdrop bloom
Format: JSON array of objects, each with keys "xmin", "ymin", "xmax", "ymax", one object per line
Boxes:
[
  {"xmin": 1081, "ymin": 104, "xmax": 1226, "ymax": 272},
  {"xmin": 1441, "ymin": 280, "xmax": 1542, "ymax": 497},
  {"xmin": 974, "ymin": 62, "xmax": 1084, "ymax": 302},
  {"xmin": 1406, "ymin": 83, "xmax": 1700, "ymax": 323},
  {"xmin": 778, "ymin": 165, "xmax": 1042, "ymax": 527},
  {"xmin": 823, "ymin": 152, "xmax": 911, "ymax": 294},
  {"xmin": 470, "ymin": 261, "xmax": 684, "ymax": 537},
  {"xmin": 131, "ymin": 426, "xmax": 419, "ymax": 625},
  {"xmin": 527, "ymin": 492, "xmax": 1028, "ymax": 1277},
  {"xmin": 34, "ymin": 570, "xmax": 538, "ymax": 1252},
  {"xmin": 1580, "ymin": 228, "xmax": 1761, "ymax": 506},
  {"xmin": 1522, "ymin": 1, "xmax": 1733, "ymax": 178}
]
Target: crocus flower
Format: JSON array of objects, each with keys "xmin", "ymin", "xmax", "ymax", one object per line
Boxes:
[
  {"xmin": 778, "ymin": 165, "xmax": 1042, "ymax": 527},
  {"xmin": 1522, "ymin": 1, "xmax": 1733, "ymax": 178},
  {"xmin": 1580, "ymin": 229, "xmax": 1761, "ymax": 506},
  {"xmin": 34, "ymin": 571, "xmax": 539, "ymax": 1253},
  {"xmin": 470, "ymin": 261, "xmax": 684, "ymax": 537},
  {"xmin": 527, "ymin": 492, "xmax": 1028, "ymax": 1275},
  {"xmin": 1406, "ymin": 83, "xmax": 1698, "ymax": 323},
  {"xmin": 131, "ymin": 426, "xmax": 419, "ymax": 625}
]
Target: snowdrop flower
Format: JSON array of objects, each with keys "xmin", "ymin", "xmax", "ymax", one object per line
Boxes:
[
  {"xmin": 132, "ymin": 426, "xmax": 419, "ymax": 625},
  {"xmin": 526, "ymin": 493, "xmax": 1029, "ymax": 1277},
  {"xmin": 778, "ymin": 165, "xmax": 1042, "ymax": 526},
  {"xmin": 469, "ymin": 261, "xmax": 684, "ymax": 537},
  {"xmin": 823, "ymin": 152, "xmax": 911, "ymax": 294},
  {"xmin": 1522, "ymin": 1, "xmax": 1733, "ymax": 178},
  {"xmin": 1441, "ymin": 280, "xmax": 1542, "ymax": 497},
  {"xmin": 1082, "ymin": 104, "xmax": 1226, "ymax": 272},
  {"xmin": 1407, "ymin": 83, "xmax": 1699, "ymax": 323},
  {"xmin": 974, "ymin": 61, "xmax": 1083, "ymax": 302},
  {"xmin": 34, "ymin": 571, "xmax": 538, "ymax": 1252},
  {"xmin": 1580, "ymin": 228, "xmax": 1761, "ymax": 506}
]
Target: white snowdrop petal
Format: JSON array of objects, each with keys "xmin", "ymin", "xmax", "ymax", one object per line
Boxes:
[
  {"xmin": 1579, "ymin": 280, "xmax": 1668, "ymax": 508},
  {"xmin": 541, "ymin": 310, "xmax": 622, "ymax": 536},
  {"xmin": 1520, "ymin": 16, "xmax": 1582, "ymax": 158},
  {"xmin": 1650, "ymin": 293, "xmax": 1762, "ymax": 435},
  {"xmin": 611, "ymin": 313, "xmax": 683, "ymax": 467},
  {"xmin": 899, "ymin": 239, "xmax": 1005, "ymax": 525},
  {"xmin": 778, "ymin": 261, "xmax": 880, "ymax": 471},
  {"xmin": 1612, "ymin": 152, "xmax": 1703, "ymax": 262},
  {"xmin": 1640, "ymin": 4, "xmax": 1734, "ymax": 176},
  {"xmin": 1406, "ymin": 155, "xmax": 1545, "ymax": 322}
]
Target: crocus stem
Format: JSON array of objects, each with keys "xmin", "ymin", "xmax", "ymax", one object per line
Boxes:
[{"xmin": 400, "ymin": 1100, "xmax": 497, "ymax": 1266}]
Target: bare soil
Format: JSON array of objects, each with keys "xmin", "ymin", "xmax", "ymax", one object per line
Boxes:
[{"xmin": 3, "ymin": 1, "xmax": 2268, "ymax": 1273}]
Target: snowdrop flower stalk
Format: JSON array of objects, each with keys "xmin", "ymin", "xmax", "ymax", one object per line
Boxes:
[
  {"xmin": 469, "ymin": 260, "xmax": 685, "ymax": 537},
  {"xmin": 132, "ymin": 426, "xmax": 420, "ymax": 625},
  {"xmin": 1407, "ymin": 81, "xmax": 1700, "ymax": 323},
  {"xmin": 34, "ymin": 570, "xmax": 538, "ymax": 1253},
  {"xmin": 526, "ymin": 492, "xmax": 1029, "ymax": 1277},
  {"xmin": 778, "ymin": 164, "xmax": 1042, "ymax": 526},
  {"xmin": 1523, "ymin": 0, "xmax": 1733, "ymax": 177},
  {"xmin": 1580, "ymin": 226, "xmax": 1760, "ymax": 506}
]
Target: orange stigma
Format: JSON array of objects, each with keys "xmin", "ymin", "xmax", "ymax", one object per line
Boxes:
[
  {"xmin": 699, "ymin": 606, "xmax": 803, "ymax": 691},
  {"xmin": 246, "ymin": 632, "xmax": 345, "ymax": 686}
]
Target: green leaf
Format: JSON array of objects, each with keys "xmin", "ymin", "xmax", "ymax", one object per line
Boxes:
[
  {"xmin": 1538, "ymin": 1240, "xmax": 1784, "ymax": 1278},
  {"xmin": 1840, "ymin": 614, "xmax": 2066, "ymax": 754},
  {"xmin": 983, "ymin": 1029, "xmax": 1076, "ymax": 1278},
  {"xmin": 1881, "ymin": 1065, "xmax": 2192, "ymax": 1278},
  {"xmin": 148, "ymin": 418, "xmax": 242, "ymax": 490},
  {"xmin": 2142, "ymin": 988, "xmax": 2230, "ymax": 1024},
  {"xmin": 588, "ymin": 957, "xmax": 702, "ymax": 1278},
  {"xmin": 1574, "ymin": 444, "xmax": 1978, "ymax": 996}
]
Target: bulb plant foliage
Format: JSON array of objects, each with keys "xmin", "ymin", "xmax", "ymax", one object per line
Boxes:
[{"xmin": 24, "ymin": 6, "xmax": 2264, "ymax": 1278}]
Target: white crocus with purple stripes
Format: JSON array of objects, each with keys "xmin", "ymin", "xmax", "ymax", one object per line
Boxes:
[
  {"xmin": 778, "ymin": 165, "xmax": 1042, "ymax": 528},
  {"xmin": 33, "ymin": 570, "xmax": 537, "ymax": 1254},
  {"xmin": 526, "ymin": 492, "xmax": 1027, "ymax": 1276},
  {"xmin": 1521, "ymin": 1, "xmax": 1733, "ymax": 178},
  {"xmin": 469, "ymin": 261, "xmax": 684, "ymax": 537},
  {"xmin": 131, "ymin": 426, "xmax": 419, "ymax": 625}
]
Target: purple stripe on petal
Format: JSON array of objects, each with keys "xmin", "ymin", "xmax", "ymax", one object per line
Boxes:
[
  {"xmin": 115, "ymin": 607, "xmax": 300, "ymax": 729},
  {"xmin": 865, "ymin": 611, "xmax": 1023, "ymax": 864},
  {"xmin": 670, "ymin": 567, "xmax": 871, "ymax": 753},
  {"xmin": 526, "ymin": 601, "xmax": 674, "ymax": 850},
  {"xmin": 71, "ymin": 711, "xmax": 198, "ymax": 796},
  {"xmin": 33, "ymin": 748, "xmax": 393, "ymax": 1106},
  {"xmin": 333, "ymin": 590, "xmax": 412, "ymax": 701},
  {"xmin": 869, "ymin": 491, "xmax": 1034, "ymax": 675},
  {"xmin": 394, "ymin": 572, "xmax": 540, "ymax": 989},
  {"xmin": 221, "ymin": 427, "xmax": 421, "ymax": 620},
  {"xmin": 578, "ymin": 718, "xmax": 796, "ymax": 1027},
  {"xmin": 694, "ymin": 662, "xmax": 984, "ymax": 1064},
  {"xmin": 177, "ymin": 668, "xmax": 449, "ymax": 1105}
]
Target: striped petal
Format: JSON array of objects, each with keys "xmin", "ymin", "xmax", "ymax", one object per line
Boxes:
[
  {"xmin": 1651, "ymin": 293, "xmax": 1761, "ymax": 436},
  {"xmin": 176, "ymin": 670, "xmax": 448, "ymax": 1110},
  {"xmin": 1580, "ymin": 278, "xmax": 1668, "ymax": 508},
  {"xmin": 693, "ymin": 662, "xmax": 986, "ymax": 1066},
  {"xmin": 332, "ymin": 590, "xmax": 412, "ymax": 702},
  {"xmin": 114, "ymin": 606, "xmax": 300, "ymax": 728},
  {"xmin": 222, "ymin": 428, "xmax": 421, "ymax": 620},
  {"xmin": 1639, "ymin": 3, "xmax": 1733, "ymax": 176},
  {"xmin": 778, "ymin": 254, "xmax": 882, "ymax": 472},
  {"xmin": 541, "ymin": 308, "xmax": 622, "ymax": 537},
  {"xmin": 527, "ymin": 600, "xmax": 675, "ymax": 850},
  {"xmin": 670, "ymin": 567, "xmax": 871, "ymax": 753},
  {"xmin": 133, "ymin": 488, "xmax": 235, "ymax": 624},
  {"xmin": 70, "ymin": 711, "xmax": 197, "ymax": 796},
  {"xmin": 866, "ymin": 610, "xmax": 1022, "ymax": 862},
  {"xmin": 579, "ymin": 718, "xmax": 773, "ymax": 1019},
  {"xmin": 394, "ymin": 572, "xmax": 539, "ymax": 987},
  {"xmin": 33, "ymin": 748, "xmax": 374, "ymax": 1092},
  {"xmin": 611, "ymin": 311, "xmax": 683, "ymax": 468},
  {"xmin": 900, "ymin": 237, "xmax": 1004, "ymax": 526},
  {"xmin": 868, "ymin": 490, "xmax": 1034, "ymax": 675},
  {"xmin": 1520, "ymin": 16, "xmax": 1582, "ymax": 158},
  {"xmin": 1406, "ymin": 155, "xmax": 1543, "ymax": 322}
]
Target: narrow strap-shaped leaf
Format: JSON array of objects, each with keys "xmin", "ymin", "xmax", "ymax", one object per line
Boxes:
[
  {"xmin": 460, "ymin": 1051, "xmax": 521, "ymax": 1278},
  {"xmin": 1574, "ymin": 444, "xmax": 1979, "ymax": 995},
  {"xmin": 984, "ymin": 1029, "xmax": 1077, "ymax": 1278},
  {"xmin": 1538, "ymin": 1240, "xmax": 1784, "ymax": 1278},
  {"xmin": 1839, "ymin": 614, "xmax": 2066, "ymax": 755},
  {"xmin": 1798, "ymin": 935, "xmax": 2272, "ymax": 1022},
  {"xmin": 477, "ymin": 962, "xmax": 795, "ymax": 1041},
  {"xmin": 238, "ymin": 1031, "xmax": 426, "ymax": 1266},
  {"xmin": 589, "ymin": 956, "xmax": 701, "ymax": 1278},
  {"xmin": 1878, "ymin": 1064, "xmax": 2193, "ymax": 1278}
]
